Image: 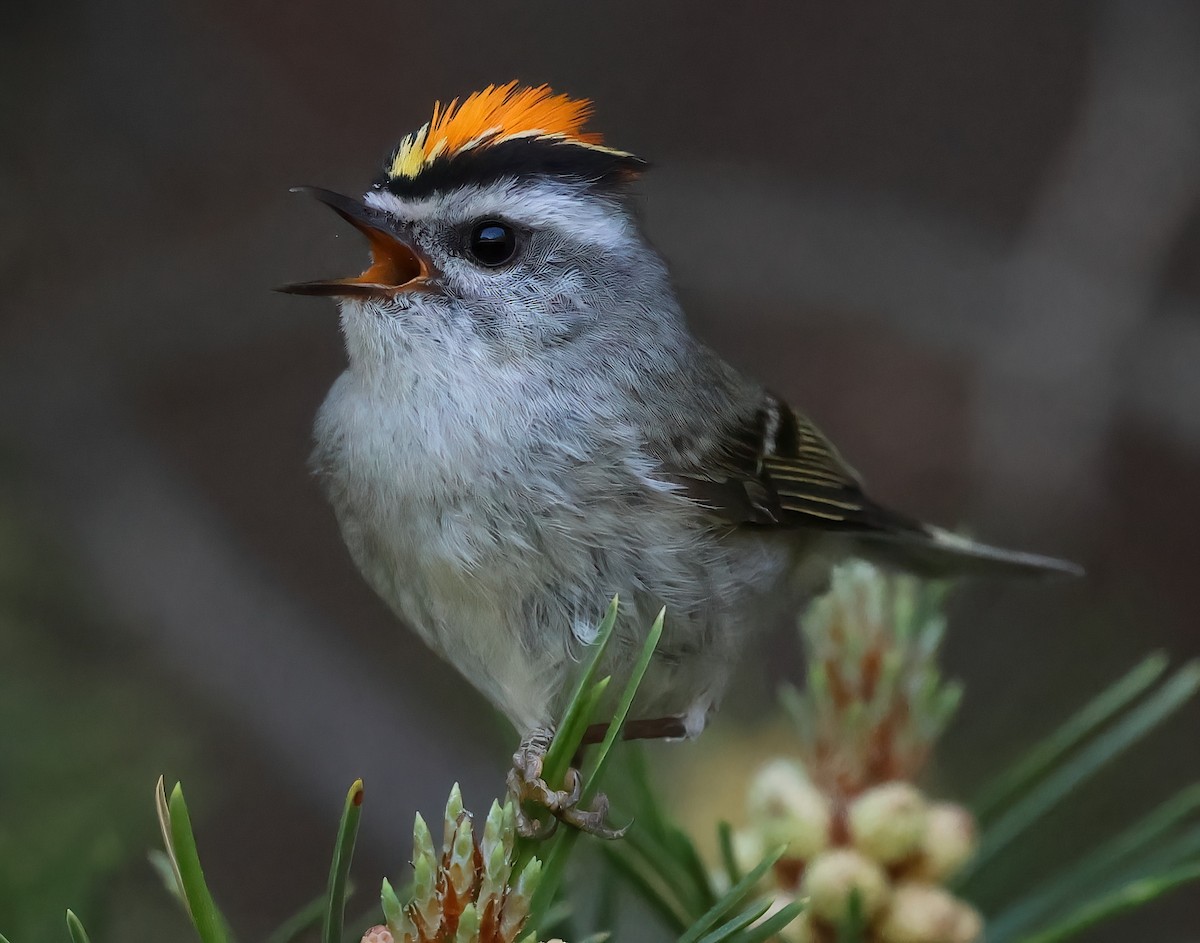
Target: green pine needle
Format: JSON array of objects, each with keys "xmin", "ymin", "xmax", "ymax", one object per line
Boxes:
[
  {"xmin": 987, "ymin": 783, "xmax": 1200, "ymax": 942},
  {"xmin": 1014, "ymin": 860, "xmax": 1200, "ymax": 943},
  {"xmin": 663, "ymin": 824, "xmax": 718, "ymax": 914},
  {"xmin": 583, "ymin": 608, "xmax": 665, "ymax": 800},
  {"xmin": 607, "ymin": 743, "xmax": 718, "ymax": 920},
  {"xmin": 163, "ymin": 781, "xmax": 233, "ymax": 943},
  {"xmin": 594, "ymin": 865, "xmax": 620, "ymax": 936},
  {"xmin": 619, "ymin": 822, "xmax": 711, "ymax": 922},
  {"xmin": 835, "ymin": 892, "xmax": 867, "ymax": 943},
  {"xmin": 957, "ymin": 662, "xmax": 1200, "ymax": 891},
  {"xmin": 599, "ymin": 844, "xmax": 692, "ymax": 932},
  {"xmin": 147, "ymin": 849, "xmax": 187, "ymax": 906},
  {"xmin": 971, "ymin": 653, "xmax": 1168, "ymax": 823},
  {"xmin": 717, "ymin": 822, "xmax": 742, "ymax": 886},
  {"xmin": 1105, "ymin": 821, "xmax": 1200, "ymax": 886},
  {"xmin": 624, "ymin": 744, "xmax": 671, "ymax": 842},
  {"xmin": 540, "ymin": 596, "xmax": 621, "ymax": 790},
  {"xmin": 322, "ymin": 780, "xmax": 364, "ymax": 943},
  {"xmin": 154, "ymin": 776, "xmax": 189, "ymax": 919},
  {"xmin": 528, "ymin": 607, "xmax": 662, "ymax": 931},
  {"xmin": 690, "ymin": 899, "xmax": 772, "ymax": 943},
  {"xmin": 677, "ymin": 846, "xmax": 787, "ymax": 943},
  {"xmin": 64, "ymin": 910, "xmax": 90, "ymax": 943},
  {"xmin": 725, "ymin": 899, "xmax": 804, "ymax": 943}
]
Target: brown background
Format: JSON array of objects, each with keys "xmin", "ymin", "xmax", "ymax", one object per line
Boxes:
[{"xmin": 2, "ymin": 1, "xmax": 1198, "ymax": 939}]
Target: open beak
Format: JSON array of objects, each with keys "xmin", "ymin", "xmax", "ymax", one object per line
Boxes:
[{"xmin": 276, "ymin": 186, "xmax": 438, "ymax": 298}]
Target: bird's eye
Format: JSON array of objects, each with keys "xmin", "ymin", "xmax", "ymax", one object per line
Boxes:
[{"xmin": 467, "ymin": 220, "xmax": 518, "ymax": 267}]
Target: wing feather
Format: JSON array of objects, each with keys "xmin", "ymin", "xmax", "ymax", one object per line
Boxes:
[
  {"xmin": 668, "ymin": 390, "xmax": 925, "ymax": 537},
  {"xmin": 661, "ymin": 389, "xmax": 1081, "ymax": 578}
]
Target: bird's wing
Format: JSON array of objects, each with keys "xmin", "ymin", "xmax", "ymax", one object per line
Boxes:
[
  {"xmin": 663, "ymin": 389, "xmax": 1082, "ymax": 578},
  {"xmin": 665, "ymin": 389, "xmax": 926, "ymax": 537}
]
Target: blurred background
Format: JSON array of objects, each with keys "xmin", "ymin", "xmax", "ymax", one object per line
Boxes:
[{"xmin": 2, "ymin": 0, "xmax": 1198, "ymax": 939}]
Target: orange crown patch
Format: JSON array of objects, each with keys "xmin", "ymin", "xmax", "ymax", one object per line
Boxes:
[{"xmin": 386, "ymin": 82, "xmax": 633, "ymax": 180}]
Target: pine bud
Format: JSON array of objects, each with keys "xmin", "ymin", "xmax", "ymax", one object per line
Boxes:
[
  {"xmin": 848, "ymin": 782, "xmax": 928, "ymax": 864},
  {"xmin": 774, "ymin": 905, "xmax": 817, "ymax": 943},
  {"xmin": 732, "ymin": 828, "xmax": 767, "ymax": 878},
  {"xmin": 747, "ymin": 759, "xmax": 832, "ymax": 860},
  {"xmin": 801, "ymin": 848, "xmax": 890, "ymax": 924},
  {"xmin": 950, "ymin": 902, "xmax": 984, "ymax": 943},
  {"xmin": 454, "ymin": 903, "xmax": 479, "ymax": 943},
  {"xmin": 912, "ymin": 803, "xmax": 977, "ymax": 882},
  {"xmin": 878, "ymin": 883, "xmax": 983, "ymax": 943}
]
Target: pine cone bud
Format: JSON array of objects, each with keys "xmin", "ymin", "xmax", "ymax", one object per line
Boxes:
[
  {"xmin": 801, "ymin": 848, "xmax": 890, "ymax": 924},
  {"xmin": 950, "ymin": 902, "xmax": 984, "ymax": 943},
  {"xmin": 847, "ymin": 782, "xmax": 928, "ymax": 864},
  {"xmin": 775, "ymin": 906, "xmax": 817, "ymax": 943},
  {"xmin": 732, "ymin": 828, "xmax": 767, "ymax": 879},
  {"xmin": 877, "ymin": 883, "xmax": 983, "ymax": 943},
  {"xmin": 747, "ymin": 759, "xmax": 832, "ymax": 860},
  {"xmin": 391, "ymin": 787, "xmax": 545, "ymax": 943},
  {"xmin": 912, "ymin": 803, "xmax": 977, "ymax": 882}
]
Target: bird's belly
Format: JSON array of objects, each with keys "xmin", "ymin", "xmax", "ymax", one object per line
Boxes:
[
  {"xmin": 338, "ymin": 493, "xmax": 564, "ymax": 723},
  {"xmin": 314, "ymin": 377, "xmax": 816, "ymax": 733},
  {"xmin": 334, "ymin": 481, "xmax": 811, "ymax": 733}
]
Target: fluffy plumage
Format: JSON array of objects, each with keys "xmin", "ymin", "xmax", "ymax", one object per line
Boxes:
[{"xmin": 298, "ymin": 85, "xmax": 1077, "ymax": 739}]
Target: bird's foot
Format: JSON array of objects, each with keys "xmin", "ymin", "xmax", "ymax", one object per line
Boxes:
[{"xmin": 506, "ymin": 729, "xmax": 628, "ymax": 841}]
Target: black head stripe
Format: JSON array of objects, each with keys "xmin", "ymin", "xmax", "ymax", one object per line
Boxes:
[{"xmin": 375, "ymin": 138, "xmax": 648, "ymax": 198}]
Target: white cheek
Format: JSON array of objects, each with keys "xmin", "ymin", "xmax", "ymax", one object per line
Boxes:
[{"xmin": 433, "ymin": 256, "xmax": 482, "ymax": 291}]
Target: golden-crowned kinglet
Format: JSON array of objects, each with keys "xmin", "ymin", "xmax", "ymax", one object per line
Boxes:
[{"xmin": 280, "ymin": 83, "xmax": 1079, "ymax": 836}]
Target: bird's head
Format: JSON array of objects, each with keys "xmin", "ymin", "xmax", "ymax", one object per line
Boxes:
[{"xmin": 281, "ymin": 83, "xmax": 677, "ymax": 373}]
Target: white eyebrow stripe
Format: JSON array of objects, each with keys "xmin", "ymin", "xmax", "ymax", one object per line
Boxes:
[{"xmin": 365, "ymin": 180, "xmax": 634, "ymax": 248}]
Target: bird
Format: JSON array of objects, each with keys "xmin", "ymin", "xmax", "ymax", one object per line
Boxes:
[{"xmin": 280, "ymin": 82, "xmax": 1079, "ymax": 837}]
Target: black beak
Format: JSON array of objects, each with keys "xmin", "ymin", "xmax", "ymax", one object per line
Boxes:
[{"xmin": 276, "ymin": 186, "xmax": 438, "ymax": 298}]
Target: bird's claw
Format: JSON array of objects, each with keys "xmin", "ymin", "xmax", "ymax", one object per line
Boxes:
[{"xmin": 507, "ymin": 738, "xmax": 629, "ymax": 841}]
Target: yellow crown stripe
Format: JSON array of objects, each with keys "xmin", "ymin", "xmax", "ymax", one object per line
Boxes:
[{"xmin": 387, "ymin": 82, "xmax": 630, "ymax": 180}]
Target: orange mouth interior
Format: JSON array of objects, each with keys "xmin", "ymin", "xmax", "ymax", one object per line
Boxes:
[{"xmin": 351, "ymin": 227, "xmax": 427, "ymax": 289}]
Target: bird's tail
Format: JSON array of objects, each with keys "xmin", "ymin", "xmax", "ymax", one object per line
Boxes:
[{"xmin": 858, "ymin": 525, "xmax": 1083, "ymax": 580}]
